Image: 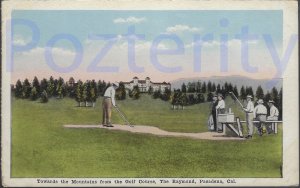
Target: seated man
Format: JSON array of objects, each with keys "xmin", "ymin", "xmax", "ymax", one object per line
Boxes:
[
  {"xmin": 266, "ymin": 100, "xmax": 279, "ymax": 134},
  {"xmin": 253, "ymin": 99, "xmax": 267, "ymax": 136}
]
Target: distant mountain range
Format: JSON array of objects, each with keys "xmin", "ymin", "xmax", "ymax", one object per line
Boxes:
[{"xmin": 170, "ymin": 75, "xmax": 282, "ymax": 92}]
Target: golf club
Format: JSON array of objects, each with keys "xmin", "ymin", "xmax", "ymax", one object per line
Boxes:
[
  {"xmin": 114, "ymin": 106, "xmax": 134, "ymax": 127},
  {"xmin": 229, "ymin": 92, "xmax": 244, "ymax": 109}
]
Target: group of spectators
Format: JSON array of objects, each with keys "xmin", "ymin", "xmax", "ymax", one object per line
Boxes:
[
  {"xmin": 209, "ymin": 93, "xmax": 279, "ymax": 139},
  {"xmin": 243, "ymin": 95, "xmax": 279, "ymax": 139}
]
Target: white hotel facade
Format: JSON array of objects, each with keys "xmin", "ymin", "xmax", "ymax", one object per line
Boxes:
[{"xmin": 123, "ymin": 77, "xmax": 171, "ymax": 93}]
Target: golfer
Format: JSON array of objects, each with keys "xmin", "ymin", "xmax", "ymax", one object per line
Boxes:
[
  {"xmin": 266, "ymin": 100, "xmax": 279, "ymax": 134},
  {"xmin": 253, "ymin": 99, "xmax": 267, "ymax": 136},
  {"xmin": 243, "ymin": 95, "xmax": 254, "ymax": 139},
  {"xmin": 102, "ymin": 82, "xmax": 119, "ymax": 127},
  {"xmin": 216, "ymin": 93, "xmax": 225, "ymax": 133}
]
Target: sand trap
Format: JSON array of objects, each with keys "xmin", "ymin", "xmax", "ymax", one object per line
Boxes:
[{"xmin": 63, "ymin": 124, "xmax": 245, "ymax": 141}]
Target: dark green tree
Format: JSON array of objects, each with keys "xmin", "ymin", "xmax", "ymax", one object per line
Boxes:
[
  {"xmin": 264, "ymin": 91, "xmax": 272, "ymax": 106},
  {"xmin": 116, "ymin": 82, "xmax": 126, "ymax": 100},
  {"xmin": 207, "ymin": 81, "xmax": 212, "ymax": 92},
  {"xmin": 201, "ymin": 82, "xmax": 207, "ymax": 93},
  {"xmin": 15, "ymin": 79, "xmax": 23, "ymax": 98},
  {"xmin": 82, "ymin": 82, "xmax": 88, "ymax": 106},
  {"xmin": 40, "ymin": 78, "xmax": 48, "ymax": 94},
  {"xmin": 66, "ymin": 77, "xmax": 76, "ymax": 98},
  {"xmin": 130, "ymin": 85, "xmax": 140, "ymax": 99},
  {"xmin": 188, "ymin": 94, "xmax": 196, "ymax": 104},
  {"xmin": 171, "ymin": 90, "xmax": 181, "ymax": 109},
  {"xmin": 32, "ymin": 76, "xmax": 40, "ymax": 94},
  {"xmin": 228, "ymin": 83, "xmax": 233, "ymax": 92},
  {"xmin": 47, "ymin": 76, "xmax": 55, "ymax": 97},
  {"xmin": 216, "ymin": 84, "xmax": 221, "ymax": 93},
  {"xmin": 212, "ymin": 83, "xmax": 216, "ymax": 92},
  {"xmin": 207, "ymin": 92, "xmax": 214, "ymax": 102},
  {"xmin": 75, "ymin": 80, "xmax": 83, "ymax": 106},
  {"xmin": 180, "ymin": 93, "xmax": 188, "ymax": 109},
  {"xmin": 161, "ymin": 88, "xmax": 171, "ymax": 101},
  {"xmin": 40, "ymin": 90, "xmax": 48, "ymax": 103},
  {"xmin": 224, "ymin": 82, "xmax": 229, "ymax": 93},
  {"xmin": 196, "ymin": 81, "xmax": 201, "ymax": 93},
  {"xmin": 181, "ymin": 83, "xmax": 187, "ymax": 93},
  {"xmin": 233, "ymin": 86, "xmax": 239, "ymax": 97},
  {"xmin": 255, "ymin": 85, "xmax": 264, "ymax": 100},
  {"xmin": 246, "ymin": 86, "xmax": 254, "ymax": 97},
  {"xmin": 240, "ymin": 86, "xmax": 246, "ymax": 101},
  {"xmin": 153, "ymin": 89, "xmax": 161, "ymax": 99},
  {"xmin": 22, "ymin": 78, "xmax": 31, "ymax": 98},
  {"xmin": 30, "ymin": 86, "xmax": 38, "ymax": 100},
  {"xmin": 187, "ymin": 82, "xmax": 196, "ymax": 93},
  {"xmin": 197, "ymin": 93, "xmax": 205, "ymax": 103},
  {"xmin": 271, "ymin": 87, "xmax": 279, "ymax": 105},
  {"xmin": 90, "ymin": 87, "xmax": 97, "ymax": 107}
]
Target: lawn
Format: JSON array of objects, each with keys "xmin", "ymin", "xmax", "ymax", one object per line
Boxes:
[{"xmin": 11, "ymin": 94, "xmax": 282, "ymax": 178}]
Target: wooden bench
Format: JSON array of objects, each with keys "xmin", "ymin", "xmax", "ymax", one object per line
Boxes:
[{"xmin": 220, "ymin": 118, "xmax": 283, "ymax": 137}]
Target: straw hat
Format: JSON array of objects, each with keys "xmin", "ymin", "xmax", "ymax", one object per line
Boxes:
[
  {"xmin": 257, "ymin": 99, "xmax": 264, "ymax": 104},
  {"xmin": 268, "ymin": 100, "xmax": 275, "ymax": 103},
  {"xmin": 247, "ymin": 95, "xmax": 253, "ymax": 99}
]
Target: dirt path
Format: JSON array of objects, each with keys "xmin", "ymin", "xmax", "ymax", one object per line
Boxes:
[{"xmin": 64, "ymin": 124, "xmax": 245, "ymax": 141}]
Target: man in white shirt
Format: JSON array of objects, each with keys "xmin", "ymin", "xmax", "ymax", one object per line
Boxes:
[
  {"xmin": 216, "ymin": 93, "xmax": 225, "ymax": 133},
  {"xmin": 243, "ymin": 95, "xmax": 254, "ymax": 139},
  {"xmin": 266, "ymin": 100, "xmax": 279, "ymax": 134},
  {"xmin": 253, "ymin": 99, "xmax": 267, "ymax": 136},
  {"xmin": 102, "ymin": 82, "xmax": 119, "ymax": 127}
]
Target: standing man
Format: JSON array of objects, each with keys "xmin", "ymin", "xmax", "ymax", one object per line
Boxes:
[
  {"xmin": 102, "ymin": 82, "xmax": 119, "ymax": 127},
  {"xmin": 211, "ymin": 94, "xmax": 218, "ymax": 131},
  {"xmin": 266, "ymin": 100, "xmax": 279, "ymax": 134},
  {"xmin": 253, "ymin": 99, "xmax": 268, "ymax": 136},
  {"xmin": 243, "ymin": 95, "xmax": 254, "ymax": 139},
  {"xmin": 216, "ymin": 93, "xmax": 225, "ymax": 133}
]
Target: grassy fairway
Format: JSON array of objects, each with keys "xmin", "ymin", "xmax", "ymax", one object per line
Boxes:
[{"xmin": 12, "ymin": 95, "xmax": 282, "ymax": 177}]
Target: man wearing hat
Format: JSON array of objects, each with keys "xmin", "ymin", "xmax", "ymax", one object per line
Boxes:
[
  {"xmin": 266, "ymin": 100, "xmax": 279, "ymax": 134},
  {"xmin": 216, "ymin": 93, "xmax": 225, "ymax": 132},
  {"xmin": 243, "ymin": 95, "xmax": 255, "ymax": 139},
  {"xmin": 102, "ymin": 82, "xmax": 119, "ymax": 127},
  {"xmin": 253, "ymin": 99, "xmax": 268, "ymax": 136}
]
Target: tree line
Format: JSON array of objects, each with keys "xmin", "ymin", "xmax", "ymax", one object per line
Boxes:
[
  {"xmin": 12, "ymin": 76, "xmax": 130, "ymax": 106},
  {"xmin": 12, "ymin": 76, "xmax": 282, "ymax": 119}
]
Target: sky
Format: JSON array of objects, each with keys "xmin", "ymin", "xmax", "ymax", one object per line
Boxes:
[{"xmin": 10, "ymin": 10, "xmax": 284, "ymax": 83}]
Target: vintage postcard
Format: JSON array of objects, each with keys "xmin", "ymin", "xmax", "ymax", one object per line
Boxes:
[{"xmin": 1, "ymin": 0, "xmax": 299, "ymax": 187}]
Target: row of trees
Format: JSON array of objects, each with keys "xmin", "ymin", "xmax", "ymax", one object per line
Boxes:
[
  {"xmin": 12, "ymin": 76, "xmax": 139, "ymax": 105},
  {"xmin": 181, "ymin": 81, "xmax": 239, "ymax": 95},
  {"xmin": 12, "ymin": 77, "xmax": 282, "ymax": 119},
  {"xmin": 13, "ymin": 76, "xmax": 112, "ymax": 104}
]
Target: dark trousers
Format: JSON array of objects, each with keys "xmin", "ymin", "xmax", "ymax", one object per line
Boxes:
[{"xmin": 212, "ymin": 110, "xmax": 217, "ymax": 131}]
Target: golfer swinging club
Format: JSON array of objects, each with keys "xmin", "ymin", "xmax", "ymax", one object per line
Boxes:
[{"xmin": 102, "ymin": 82, "xmax": 119, "ymax": 127}]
